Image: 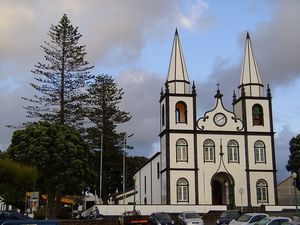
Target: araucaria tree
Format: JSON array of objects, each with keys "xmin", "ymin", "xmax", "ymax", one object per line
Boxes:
[
  {"xmin": 7, "ymin": 121, "xmax": 96, "ymax": 218},
  {"xmin": 23, "ymin": 14, "xmax": 94, "ymax": 127},
  {"xmin": 85, "ymin": 74, "xmax": 132, "ymax": 201}
]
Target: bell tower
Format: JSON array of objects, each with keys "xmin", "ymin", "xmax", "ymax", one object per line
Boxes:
[
  {"xmin": 159, "ymin": 29, "xmax": 198, "ymax": 204},
  {"xmin": 233, "ymin": 33, "xmax": 278, "ymax": 206}
]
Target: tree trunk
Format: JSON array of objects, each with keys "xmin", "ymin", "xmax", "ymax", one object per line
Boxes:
[{"xmin": 47, "ymin": 192, "xmax": 56, "ymax": 218}]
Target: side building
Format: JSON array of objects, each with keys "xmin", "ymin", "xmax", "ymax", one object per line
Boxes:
[{"xmin": 134, "ymin": 30, "xmax": 278, "ymax": 208}]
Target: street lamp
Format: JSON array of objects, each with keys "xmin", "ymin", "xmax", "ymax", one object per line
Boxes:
[
  {"xmin": 292, "ymin": 172, "xmax": 299, "ymax": 214},
  {"xmin": 133, "ymin": 175, "xmax": 136, "ymax": 211},
  {"xmin": 99, "ymin": 132, "xmax": 103, "ymax": 204},
  {"xmin": 123, "ymin": 138, "xmax": 126, "ymax": 205}
]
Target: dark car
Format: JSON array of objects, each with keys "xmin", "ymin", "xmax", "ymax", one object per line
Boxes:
[
  {"xmin": 149, "ymin": 212, "xmax": 174, "ymax": 225},
  {"xmin": 0, "ymin": 210, "xmax": 32, "ymax": 224},
  {"xmin": 217, "ymin": 210, "xmax": 242, "ymax": 225}
]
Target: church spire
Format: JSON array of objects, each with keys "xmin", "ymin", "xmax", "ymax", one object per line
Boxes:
[
  {"xmin": 239, "ymin": 32, "xmax": 264, "ymax": 97},
  {"xmin": 166, "ymin": 29, "xmax": 190, "ymax": 94}
]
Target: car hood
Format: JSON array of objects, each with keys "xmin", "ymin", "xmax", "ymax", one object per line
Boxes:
[
  {"xmin": 157, "ymin": 220, "xmax": 173, "ymax": 225},
  {"xmin": 229, "ymin": 220, "xmax": 248, "ymax": 225}
]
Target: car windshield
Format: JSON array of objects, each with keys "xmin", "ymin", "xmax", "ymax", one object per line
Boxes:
[
  {"xmin": 255, "ymin": 218, "xmax": 271, "ymax": 225},
  {"xmin": 236, "ymin": 215, "xmax": 252, "ymax": 222},
  {"xmin": 185, "ymin": 213, "xmax": 201, "ymax": 219},
  {"xmin": 221, "ymin": 211, "xmax": 239, "ymax": 217},
  {"xmin": 156, "ymin": 213, "xmax": 171, "ymax": 220}
]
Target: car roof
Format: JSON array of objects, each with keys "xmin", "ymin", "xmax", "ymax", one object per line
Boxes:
[
  {"xmin": 268, "ymin": 217, "xmax": 291, "ymax": 220},
  {"xmin": 243, "ymin": 213, "xmax": 268, "ymax": 216}
]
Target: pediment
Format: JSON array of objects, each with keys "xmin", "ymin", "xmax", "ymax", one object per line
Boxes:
[{"xmin": 197, "ymin": 98, "xmax": 243, "ymax": 131}]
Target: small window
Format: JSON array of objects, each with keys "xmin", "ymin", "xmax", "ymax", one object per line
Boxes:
[
  {"xmin": 144, "ymin": 176, "xmax": 146, "ymax": 194},
  {"xmin": 177, "ymin": 178, "xmax": 188, "ymax": 202},
  {"xmin": 228, "ymin": 140, "xmax": 239, "ymax": 163},
  {"xmin": 256, "ymin": 179, "xmax": 268, "ymax": 203},
  {"xmin": 175, "ymin": 101, "xmax": 187, "ymax": 123},
  {"xmin": 162, "ymin": 105, "xmax": 165, "ymax": 126},
  {"xmin": 176, "ymin": 139, "xmax": 188, "ymax": 162},
  {"xmin": 157, "ymin": 162, "xmax": 160, "ymax": 179},
  {"xmin": 254, "ymin": 141, "xmax": 266, "ymax": 163},
  {"xmin": 204, "ymin": 139, "xmax": 215, "ymax": 162},
  {"xmin": 252, "ymin": 104, "xmax": 264, "ymax": 126}
]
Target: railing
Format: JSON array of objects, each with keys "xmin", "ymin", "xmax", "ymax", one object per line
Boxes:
[{"xmin": 2, "ymin": 220, "xmax": 59, "ymax": 225}]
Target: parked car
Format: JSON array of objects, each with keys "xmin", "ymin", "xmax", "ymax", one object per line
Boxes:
[
  {"xmin": 0, "ymin": 210, "xmax": 32, "ymax": 224},
  {"xmin": 282, "ymin": 221, "xmax": 300, "ymax": 225},
  {"xmin": 217, "ymin": 210, "xmax": 242, "ymax": 225},
  {"xmin": 254, "ymin": 217, "xmax": 292, "ymax": 225},
  {"xmin": 178, "ymin": 211, "xmax": 204, "ymax": 225},
  {"xmin": 229, "ymin": 213, "xmax": 268, "ymax": 225},
  {"xmin": 149, "ymin": 212, "xmax": 174, "ymax": 225},
  {"xmin": 118, "ymin": 210, "xmax": 149, "ymax": 225}
]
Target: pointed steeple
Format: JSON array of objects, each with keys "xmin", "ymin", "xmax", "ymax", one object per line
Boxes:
[
  {"xmin": 166, "ymin": 29, "xmax": 190, "ymax": 94},
  {"xmin": 239, "ymin": 32, "xmax": 264, "ymax": 97}
]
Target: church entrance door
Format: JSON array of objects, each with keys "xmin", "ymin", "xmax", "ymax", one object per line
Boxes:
[{"xmin": 211, "ymin": 172, "xmax": 235, "ymax": 206}]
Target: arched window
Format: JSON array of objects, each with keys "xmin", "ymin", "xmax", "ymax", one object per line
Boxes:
[
  {"xmin": 252, "ymin": 104, "xmax": 264, "ymax": 126},
  {"xmin": 175, "ymin": 101, "xmax": 187, "ymax": 123},
  {"xmin": 228, "ymin": 140, "xmax": 239, "ymax": 163},
  {"xmin": 256, "ymin": 179, "xmax": 268, "ymax": 203},
  {"xmin": 176, "ymin": 139, "xmax": 188, "ymax": 162},
  {"xmin": 204, "ymin": 139, "xmax": 215, "ymax": 162},
  {"xmin": 162, "ymin": 105, "xmax": 165, "ymax": 126},
  {"xmin": 254, "ymin": 141, "xmax": 266, "ymax": 163},
  {"xmin": 177, "ymin": 178, "xmax": 188, "ymax": 202}
]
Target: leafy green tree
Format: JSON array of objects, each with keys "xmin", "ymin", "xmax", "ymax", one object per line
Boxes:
[
  {"xmin": 22, "ymin": 14, "xmax": 94, "ymax": 127},
  {"xmin": 0, "ymin": 159, "xmax": 38, "ymax": 211},
  {"xmin": 7, "ymin": 121, "xmax": 96, "ymax": 217},
  {"xmin": 286, "ymin": 134, "xmax": 300, "ymax": 190},
  {"xmin": 286, "ymin": 134, "xmax": 300, "ymax": 172},
  {"xmin": 84, "ymin": 74, "xmax": 132, "ymax": 201}
]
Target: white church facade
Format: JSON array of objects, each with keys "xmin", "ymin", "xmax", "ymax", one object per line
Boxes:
[{"xmin": 133, "ymin": 30, "xmax": 278, "ymax": 208}]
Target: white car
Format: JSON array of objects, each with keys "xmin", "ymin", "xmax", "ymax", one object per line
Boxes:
[
  {"xmin": 254, "ymin": 217, "xmax": 292, "ymax": 225},
  {"xmin": 229, "ymin": 213, "xmax": 268, "ymax": 225},
  {"xmin": 178, "ymin": 211, "xmax": 204, "ymax": 225}
]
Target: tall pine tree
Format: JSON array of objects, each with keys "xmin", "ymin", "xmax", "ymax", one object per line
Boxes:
[
  {"xmin": 85, "ymin": 74, "xmax": 132, "ymax": 202},
  {"xmin": 23, "ymin": 14, "xmax": 94, "ymax": 127}
]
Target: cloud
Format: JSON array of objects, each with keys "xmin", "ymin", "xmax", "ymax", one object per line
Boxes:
[
  {"xmin": 275, "ymin": 126, "xmax": 296, "ymax": 183},
  {"xmin": 244, "ymin": 0, "xmax": 300, "ymax": 86},
  {"xmin": 0, "ymin": 0, "xmax": 212, "ymax": 152},
  {"xmin": 116, "ymin": 69, "xmax": 164, "ymax": 157},
  {"xmin": 179, "ymin": 0, "xmax": 214, "ymax": 31}
]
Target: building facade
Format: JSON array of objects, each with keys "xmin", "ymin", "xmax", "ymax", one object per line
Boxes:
[{"xmin": 134, "ymin": 30, "xmax": 278, "ymax": 208}]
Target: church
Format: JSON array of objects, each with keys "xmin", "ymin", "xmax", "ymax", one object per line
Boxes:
[{"xmin": 133, "ymin": 30, "xmax": 278, "ymax": 208}]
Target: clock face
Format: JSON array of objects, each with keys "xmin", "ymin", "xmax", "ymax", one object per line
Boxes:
[{"xmin": 214, "ymin": 113, "xmax": 227, "ymax": 126}]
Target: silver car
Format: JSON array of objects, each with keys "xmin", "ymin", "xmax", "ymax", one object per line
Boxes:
[
  {"xmin": 178, "ymin": 211, "xmax": 204, "ymax": 225},
  {"xmin": 229, "ymin": 213, "xmax": 268, "ymax": 225},
  {"xmin": 254, "ymin": 217, "xmax": 292, "ymax": 225}
]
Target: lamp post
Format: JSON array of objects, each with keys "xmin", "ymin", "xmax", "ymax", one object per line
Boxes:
[
  {"xmin": 292, "ymin": 172, "xmax": 299, "ymax": 214},
  {"xmin": 133, "ymin": 175, "xmax": 136, "ymax": 211},
  {"xmin": 123, "ymin": 139, "xmax": 126, "ymax": 205},
  {"xmin": 99, "ymin": 132, "xmax": 103, "ymax": 204}
]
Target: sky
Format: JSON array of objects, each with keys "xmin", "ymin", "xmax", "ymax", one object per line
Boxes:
[{"xmin": 1, "ymin": 0, "xmax": 300, "ymax": 183}]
